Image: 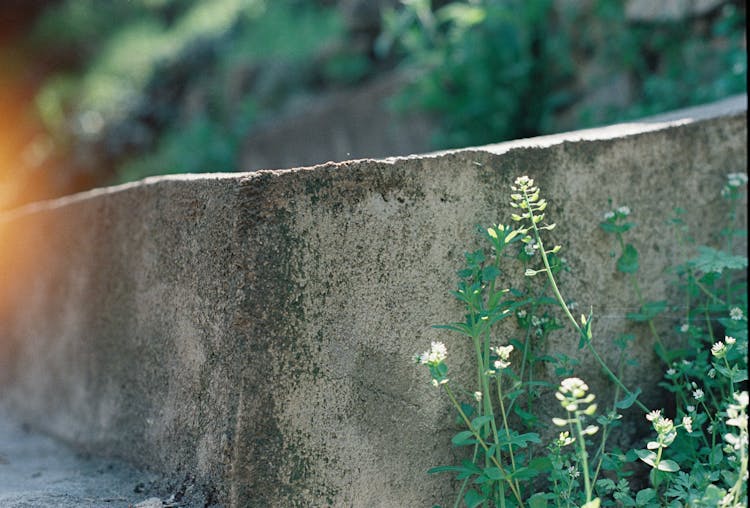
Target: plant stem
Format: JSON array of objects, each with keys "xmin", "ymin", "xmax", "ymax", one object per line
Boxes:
[
  {"xmin": 573, "ymin": 413, "xmax": 593, "ymax": 504},
  {"xmin": 444, "ymin": 385, "xmax": 525, "ymax": 507},
  {"xmin": 522, "ymin": 189, "xmax": 648, "ymax": 413}
]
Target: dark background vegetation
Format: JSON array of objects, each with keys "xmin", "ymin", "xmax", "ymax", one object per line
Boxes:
[{"xmin": 0, "ymin": 0, "xmax": 746, "ymax": 211}]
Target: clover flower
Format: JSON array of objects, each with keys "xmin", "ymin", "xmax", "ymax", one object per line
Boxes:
[
  {"xmin": 617, "ymin": 206, "xmax": 631, "ymax": 216},
  {"xmin": 730, "ymin": 307, "xmax": 744, "ymax": 321},
  {"xmin": 491, "ymin": 344, "xmax": 514, "ymax": 370},
  {"xmin": 682, "ymin": 416, "xmax": 693, "ymax": 433},
  {"xmin": 646, "ymin": 409, "xmax": 662, "ymax": 422},
  {"xmin": 418, "ymin": 341, "xmax": 448, "ymax": 365},
  {"xmin": 727, "ymin": 172, "xmax": 748, "ymax": 187},
  {"xmin": 725, "ymin": 336, "xmax": 736, "ymax": 345},
  {"xmin": 712, "ymin": 341, "xmax": 728, "ymax": 358}
]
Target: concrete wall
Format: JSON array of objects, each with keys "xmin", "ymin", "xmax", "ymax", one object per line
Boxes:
[{"xmin": 0, "ymin": 95, "xmax": 746, "ymax": 507}]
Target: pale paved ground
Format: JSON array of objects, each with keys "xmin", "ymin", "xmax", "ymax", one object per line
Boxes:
[{"xmin": 0, "ymin": 409, "xmax": 163, "ymax": 508}]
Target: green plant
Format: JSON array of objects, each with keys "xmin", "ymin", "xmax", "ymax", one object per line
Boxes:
[
  {"xmin": 380, "ymin": 1, "xmax": 747, "ymax": 149},
  {"xmin": 415, "ymin": 174, "xmax": 747, "ymax": 507}
]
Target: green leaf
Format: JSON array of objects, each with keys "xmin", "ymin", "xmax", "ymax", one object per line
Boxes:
[
  {"xmin": 528, "ymin": 456, "xmax": 552, "ymax": 472},
  {"xmin": 709, "ymin": 445, "xmax": 724, "ymax": 465},
  {"xmin": 464, "ymin": 489, "xmax": 485, "ymax": 508},
  {"xmin": 528, "ymin": 492, "xmax": 549, "ymax": 508},
  {"xmin": 701, "ymin": 484, "xmax": 726, "ymax": 504},
  {"xmin": 497, "ymin": 431, "xmax": 541, "ymax": 448},
  {"xmin": 471, "ymin": 415, "xmax": 493, "ymax": 430},
  {"xmin": 482, "ymin": 467, "xmax": 505, "ymax": 480},
  {"xmin": 636, "ymin": 488, "xmax": 656, "ymax": 504},
  {"xmin": 626, "ymin": 301, "xmax": 666, "ymax": 322},
  {"xmin": 428, "ymin": 465, "xmax": 472, "ymax": 475},
  {"xmin": 657, "ymin": 459, "xmax": 680, "ymax": 472},
  {"xmin": 600, "ymin": 221, "xmax": 633, "ymax": 234},
  {"xmin": 617, "ymin": 244, "xmax": 639, "ymax": 273},
  {"xmin": 451, "ymin": 431, "xmax": 476, "ymax": 446},
  {"xmin": 635, "ymin": 449, "xmax": 657, "ymax": 467},
  {"xmin": 690, "ymin": 246, "xmax": 748, "ymax": 274},
  {"xmin": 615, "ymin": 388, "xmax": 642, "ymax": 409},
  {"xmin": 481, "ymin": 265, "xmax": 500, "ymax": 282}
]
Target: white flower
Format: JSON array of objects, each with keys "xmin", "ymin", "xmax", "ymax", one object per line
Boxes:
[
  {"xmin": 524, "ymin": 242, "xmax": 537, "ymax": 256},
  {"xmin": 666, "ymin": 368, "xmax": 676, "ymax": 376},
  {"xmin": 686, "ymin": 405, "xmax": 696, "ymax": 413},
  {"xmin": 693, "ymin": 389, "xmax": 704, "ymax": 400},
  {"xmin": 711, "ymin": 341, "xmax": 727, "ymax": 358},
  {"xmin": 567, "ymin": 465, "xmax": 580, "ymax": 478},
  {"xmin": 557, "ymin": 431, "xmax": 575, "ymax": 446},
  {"xmin": 730, "ymin": 307, "xmax": 744, "ymax": 320},
  {"xmin": 646, "ymin": 409, "xmax": 662, "ymax": 422},
  {"xmin": 492, "ymin": 344, "xmax": 514, "ymax": 370},
  {"xmin": 733, "ymin": 391, "xmax": 749, "ymax": 408},
  {"xmin": 560, "ymin": 377, "xmax": 589, "ymax": 396},
  {"xmin": 603, "ymin": 211, "xmax": 615, "ymax": 220},
  {"xmin": 517, "ymin": 309, "xmax": 527, "ymax": 319},
  {"xmin": 725, "ymin": 336, "xmax": 736, "ymax": 345},
  {"xmin": 419, "ymin": 341, "xmax": 448, "ymax": 365},
  {"xmin": 680, "ymin": 323, "xmax": 690, "ymax": 333},
  {"xmin": 682, "ymin": 416, "xmax": 693, "ymax": 433},
  {"xmin": 708, "ymin": 369, "xmax": 716, "ymax": 379},
  {"xmin": 617, "ymin": 206, "xmax": 631, "ymax": 216},
  {"xmin": 727, "ymin": 172, "xmax": 748, "ymax": 187},
  {"xmin": 474, "ymin": 391, "xmax": 483, "ymax": 402}
]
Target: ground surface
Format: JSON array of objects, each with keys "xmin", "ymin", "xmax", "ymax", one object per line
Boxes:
[{"xmin": 0, "ymin": 409, "xmax": 164, "ymax": 508}]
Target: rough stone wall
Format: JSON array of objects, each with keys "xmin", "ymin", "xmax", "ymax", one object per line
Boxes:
[{"xmin": 0, "ymin": 96, "xmax": 746, "ymax": 507}]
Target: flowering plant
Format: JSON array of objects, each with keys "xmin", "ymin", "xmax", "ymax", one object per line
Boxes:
[{"xmin": 415, "ymin": 174, "xmax": 747, "ymax": 507}]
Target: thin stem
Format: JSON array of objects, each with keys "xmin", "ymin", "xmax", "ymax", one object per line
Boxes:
[
  {"xmin": 615, "ymin": 233, "xmax": 667, "ymax": 359},
  {"xmin": 444, "ymin": 385, "xmax": 525, "ymax": 507},
  {"xmin": 521, "ymin": 188, "xmax": 648, "ymax": 413},
  {"xmin": 573, "ymin": 414, "xmax": 593, "ymax": 504},
  {"xmin": 496, "ymin": 375, "xmax": 522, "ymax": 496}
]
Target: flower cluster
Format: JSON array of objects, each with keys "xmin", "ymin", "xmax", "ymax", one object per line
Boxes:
[
  {"xmin": 552, "ymin": 378, "xmax": 598, "ymax": 435},
  {"xmin": 724, "ymin": 391, "xmax": 748, "ymax": 452},
  {"xmin": 721, "ymin": 172, "xmax": 749, "ymax": 197},
  {"xmin": 509, "ymin": 176, "xmax": 557, "ymax": 232},
  {"xmin": 416, "ymin": 341, "xmax": 448, "ymax": 366},
  {"xmin": 645, "ymin": 409, "xmax": 677, "ymax": 450},
  {"xmin": 602, "ymin": 205, "xmax": 631, "ymax": 221},
  {"xmin": 415, "ymin": 342, "xmax": 450, "ymax": 387}
]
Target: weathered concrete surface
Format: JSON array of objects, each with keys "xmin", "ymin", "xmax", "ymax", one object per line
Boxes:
[
  {"xmin": 0, "ymin": 406, "xmax": 160, "ymax": 507},
  {"xmin": 0, "ymin": 95, "xmax": 746, "ymax": 507}
]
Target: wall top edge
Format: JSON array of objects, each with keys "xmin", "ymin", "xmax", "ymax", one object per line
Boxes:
[{"xmin": 2, "ymin": 94, "xmax": 746, "ymax": 220}]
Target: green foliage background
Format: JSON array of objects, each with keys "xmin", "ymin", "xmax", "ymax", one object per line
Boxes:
[
  {"xmin": 13, "ymin": 0, "xmax": 749, "ymax": 190},
  {"xmin": 380, "ymin": 0, "xmax": 747, "ymax": 149}
]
